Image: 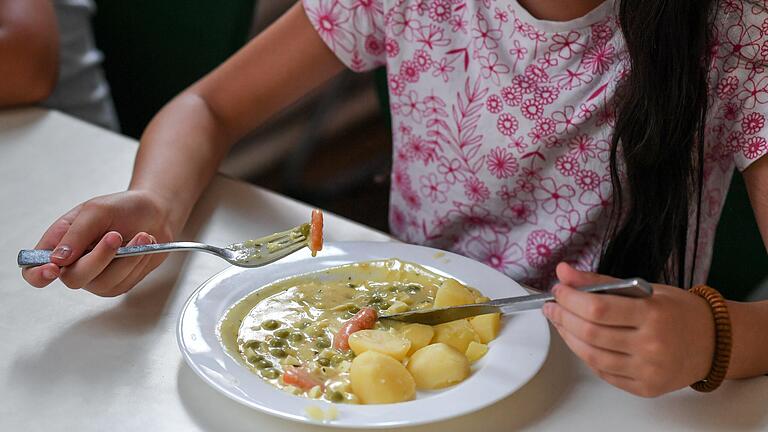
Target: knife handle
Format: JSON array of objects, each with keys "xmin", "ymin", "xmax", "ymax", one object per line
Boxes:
[{"xmin": 493, "ymin": 278, "xmax": 653, "ymax": 314}]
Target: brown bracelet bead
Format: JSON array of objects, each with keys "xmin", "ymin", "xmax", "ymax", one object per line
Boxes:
[{"xmin": 688, "ymin": 284, "xmax": 732, "ymax": 392}]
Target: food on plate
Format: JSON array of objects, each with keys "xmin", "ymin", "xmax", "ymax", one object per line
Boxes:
[
  {"xmin": 407, "ymin": 343, "xmax": 470, "ymax": 390},
  {"xmin": 399, "ymin": 323, "xmax": 434, "ymax": 356},
  {"xmin": 432, "ymin": 319, "xmax": 481, "ymax": 353},
  {"xmin": 309, "ymin": 209, "xmax": 323, "ymax": 257},
  {"xmin": 465, "ymin": 341, "xmax": 489, "ymax": 363},
  {"xmin": 350, "ymin": 351, "xmax": 416, "ymax": 404},
  {"xmin": 218, "ymin": 259, "xmax": 502, "ymax": 405},
  {"xmin": 469, "ymin": 313, "xmax": 501, "ymax": 344}
]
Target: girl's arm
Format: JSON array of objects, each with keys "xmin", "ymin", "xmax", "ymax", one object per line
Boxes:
[
  {"xmin": 130, "ymin": 2, "xmax": 344, "ymax": 232},
  {"xmin": 23, "ymin": 3, "xmax": 344, "ymax": 295}
]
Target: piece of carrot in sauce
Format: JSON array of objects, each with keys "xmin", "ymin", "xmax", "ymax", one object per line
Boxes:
[
  {"xmin": 283, "ymin": 366, "xmax": 324, "ymax": 391},
  {"xmin": 309, "ymin": 209, "xmax": 323, "ymax": 257},
  {"xmin": 333, "ymin": 307, "xmax": 378, "ymax": 351}
]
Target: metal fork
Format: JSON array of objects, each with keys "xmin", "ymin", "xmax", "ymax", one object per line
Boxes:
[{"xmin": 17, "ymin": 223, "xmax": 311, "ymax": 268}]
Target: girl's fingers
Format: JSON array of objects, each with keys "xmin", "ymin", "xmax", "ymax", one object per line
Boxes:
[
  {"xmin": 554, "ymin": 322, "xmax": 636, "ymax": 378},
  {"xmin": 22, "ymin": 204, "xmax": 84, "ymax": 287},
  {"xmin": 49, "ymin": 202, "xmax": 113, "ymax": 267},
  {"xmin": 59, "ymin": 231, "xmax": 123, "ymax": 289},
  {"xmin": 552, "ymin": 283, "xmax": 645, "ymax": 327},
  {"xmin": 106, "ymin": 253, "xmax": 159, "ymax": 297},
  {"xmin": 543, "ymin": 302, "xmax": 634, "ymax": 354},
  {"xmin": 22, "ymin": 263, "xmax": 61, "ymax": 288},
  {"xmin": 84, "ymin": 232, "xmax": 154, "ymax": 297}
]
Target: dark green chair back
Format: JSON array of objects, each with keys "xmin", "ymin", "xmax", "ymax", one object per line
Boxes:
[
  {"xmin": 708, "ymin": 173, "xmax": 767, "ymax": 300},
  {"xmin": 92, "ymin": 1, "xmax": 257, "ymax": 138}
]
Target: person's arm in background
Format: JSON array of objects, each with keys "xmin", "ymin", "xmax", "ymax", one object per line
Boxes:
[
  {"xmin": 22, "ymin": 3, "xmax": 344, "ymax": 296},
  {"xmin": 0, "ymin": 0, "xmax": 58, "ymax": 106}
]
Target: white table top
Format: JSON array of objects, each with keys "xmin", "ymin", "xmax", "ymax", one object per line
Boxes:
[{"xmin": 1, "ymin": 109, "xmax": 766, "ymax": 432}]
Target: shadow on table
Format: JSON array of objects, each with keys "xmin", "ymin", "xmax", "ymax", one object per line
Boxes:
[{"xmin": 176, "ymin": 325, "xmax": 577, "ymax": 432}]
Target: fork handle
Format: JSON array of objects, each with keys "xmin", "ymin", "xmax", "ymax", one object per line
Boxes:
[{"xmin": 17, "ymin": 242, "xmax": 221, "ymax": 267}]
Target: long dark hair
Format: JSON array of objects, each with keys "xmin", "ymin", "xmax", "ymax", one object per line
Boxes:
[{"xmin": 597, "ymin": 0, "xmax": 717, "ymax": 287}]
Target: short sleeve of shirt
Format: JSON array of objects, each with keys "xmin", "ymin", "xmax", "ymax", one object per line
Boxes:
[
  {"xmin": 712, "ymin": 1, "xmax": 768, "ymax": 171},
  {"xmin": 302, "ymin": 0, "xmax": 386, "ymax": 72}
]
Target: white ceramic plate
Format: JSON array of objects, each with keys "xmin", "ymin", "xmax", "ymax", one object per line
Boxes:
[{"xmin": 177, "ymin": 241, "xmax": 550, "ymax": 428}]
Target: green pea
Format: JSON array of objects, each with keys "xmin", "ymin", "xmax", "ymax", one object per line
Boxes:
[
  {"xmin": 317, "ymin": 357, "xmax": 331, "ymax": 367},
  {"xmin": 342, "ymin": 311, "xmax": 354, "ymax": 319},
  {"xmin": 378, "ymin": 301, "xmax": 391, "ymax": 310},
  {"xmin": 244, "ymin": 347, "xmax": 262, "ymax": 362},
  {"xmin": 243, "ymin": 340, "xmax": 260, "ymax": 350},
  {"xmin": 307, "ymin": 327, "xmax": 325, "ymax": 338},
  {"xmin": 348, "ymin": 305, "xmax": 360, "ymax": 314},
  {"xmin": 274, "ymin": 329, "xmax": 291, "ymax": 338},
  {"xmin": 269, "ymin": 338, "xmax": 286, "ymax": 348},
  {"xmin": 406, "ymin": 284, "xmax": 421, "ymax": 294},
  {"xmin": 293, "ymin": 320, "xmax": 310, "ymax": 329},
  {"xmin": 262, "ymin": 319, "xmax": 281, "ymax": 330},
  {"xmin": 368, "ymin": 296, "xmax": 383, "ymax": 305},
  {"xmin": 261, "ymin": 368, "xmax": 280, "ymax": 380},
  {"xmin": 330, "ymin": 355, "xmax": 345, "ymax": 366},
  {"xmin": 270, "ymin": 348, "xmax": 287, "ymax": 358},
  {"xmin": 315, "ymin": 338, "xmax": 331, "ymax": 349},
  {"xmin": 255, "ymin": 359, "xmax": 272, "ymax": 369},
  {"xmin": 327, "ymin": 390, "xmax": 344, "ymax": 403},
  {"xmin": 288, "ymin": 332, "xmax": 305, "ymax": 343}
]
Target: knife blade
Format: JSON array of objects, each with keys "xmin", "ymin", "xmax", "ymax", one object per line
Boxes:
[{"xmin": 379, "ymin": 278, "xmax": 653, "ymax": 325}]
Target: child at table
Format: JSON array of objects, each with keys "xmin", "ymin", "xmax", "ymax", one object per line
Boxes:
[{"xmin": 22, "ymin": 0, "xmax": 768, "ymax": 396}]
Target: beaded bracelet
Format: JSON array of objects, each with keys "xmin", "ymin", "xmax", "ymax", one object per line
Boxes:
[{"xmin": 688, "ymin": 284, "xmax": 732, "ymax": 392}]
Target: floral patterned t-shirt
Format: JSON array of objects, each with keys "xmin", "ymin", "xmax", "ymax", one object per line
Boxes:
[{"xmin": 302, "ymin": 0, "xmax": 768, "ymax": 288}]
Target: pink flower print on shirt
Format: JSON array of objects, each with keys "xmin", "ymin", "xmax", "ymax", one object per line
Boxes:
[
  {"xmin": 479, "ymin": 53, "xmax": 510, "ymax": 85},
  {"xmin": 472, "ymin": 13, "xmax": 502, "ymax": 50},
  {"xmin": 501, "ymin": 85, "xmax": 523, "ymax": 106},
  {"xmin": 552, "ymin": 105, "xmax": 578, "ymax": 134},
  {"xmin": 553, "ymin": 67, "xmax": 594, "ymax": 90},
  {"xmin": 364, "ymin": 35, "xmax": 385, "ymax": 56},
  {"xmin": 739, "ymin": 75, "xmax": 768, "ymax": 109},
  {"xmin": 465, "ymin": 234, "xmax": 527, "ymax": 276},
  {"xmin": 524, "ymin": 64, "xmax": 549, "ymax": 83},
  {"xmin": 400, "ymin": 60, "xmax": 420, "ymax": 82},
  {"xmin": 720, "ymin": 22, "xmax": 761, "ymax": 72},
  {"xmin": 349, "ymin": 0, "xmax": 384, "ymax": 34},
  {"xmin": 535, "ymin": 117, "xmax": 557, "ymax": 136},
  {"xmin": 555, "ymin": 210, "xmax": 592, "ymax": 244},
  {"xmin": 591, "ymin": 22, "xmax": 613, "ymax": 44},
  {"xmin": 511, "ymin": 75, "xmax": 536, "ymax": 95},
  {"xmin": 550, "ymin": 31, "xmax": 586, "ymax": 60},
  {"xmin": 525, "ymin": 229, "xmax": 562, "ymax": 269},
  {"xmin": 533, "ymin": 177, "xmax": 575, "ymax": 213},
  {"xmin": 581, "ymin": 43, "xmax": 616, "ymax": 75},
  {"xmin": 428, "ymin": 0, "xmax": 452, "ymax": 23},
  {"xmin": 390, "ymin": 9, "xmax": 421, "ymax": 40},
  {"xmin": 437, "ymin": 156, "xmax": 466, "ymax": 184},
  {"xmin": 416, "ymin": 23, "xmax": 451, "ymax": 50},
  {"xmin": 521, "ymin": 98, "xmax": 544, "ymax": 120},
  {"xmin": 388, "ymin": 73, "xmax": 406, "ymax": 96},
  {"xmin": 535, "ymin": 85, "xmax": 560, "ymax": 105},
  {"xmin": 413, "ymin": 49, "xmax": 432, "ymax": 71},
  {"xmin": 487, "ymin": 147, "xmax": 519, "ymax": 178},
  {"xmin": 742, "ymin": 111, "xmax": 766, "ymax": 135},
  {"xmin": 452, "ymin": 202, "xmax": 510, "ymax": 240},
  {"xmin": 568, "ymin": 134, "xmax": 599, "ymax": 163},
  {"xmin": 464, "ymin": 176, "xmax": 491, "ymax": 202},
  {"xmin": 717, "ymin": 75, "xmax": 740, "ymax": 99},
  {"xmin": 420, "ymin": 173, "xmax": 449, "ymax": 203},
  {"xmin": 486, "ymin": 94, "xmax": 503, "ymax": 113},
  {"xmin": 555, "ymin": 154, "xmax": 580, "ymax": 177},
  {"xmin": 494, "ymin": 7, "xmax": 509, "ymax": 23},
  {"xmin": 579, "ymin": 179, "xmax": 612, "ymax": 222},
  {"xmin": 505, "ymin": 198, "xmax": 538, "ymax": 225},
  {"xmin": 744, "ymin": 136, "xmax": 767, "ymax": 158},
  {"xmin": 403, "ymin": 187, "xmax": 423, "ymax": 210},
  {"xmin": 385, "ymin": 37, "xmax": 400, "ymax": 57},
  {"xmin": 399, "ymin": 90, "xmax": 425, "ymax": 122},
  {"xmin": 726, "ymin": 130, "xmax": 747, "ymax": 154},
  {"xmin": 497, "ymin": 112, "xmax": 519, "ymax": 135},
  {"xmin": 432, "ymin": 57, "xmax": 455, "ymax": 82},
  {"xmin": 721, "ymin": 101, "xmax": 740, "ymax": 121},
  {"xmin": 305, "ymin": 0, "xmax": 355, "ymax": 53},
  {"xmin": 575, "ymin": 169, "xmax": 601, "ymax": 191}
]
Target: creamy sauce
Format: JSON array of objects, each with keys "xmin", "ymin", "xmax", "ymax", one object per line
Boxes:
[{"xmin": 219, "ymin": 259, "xmax": 473, "ymax": 403}]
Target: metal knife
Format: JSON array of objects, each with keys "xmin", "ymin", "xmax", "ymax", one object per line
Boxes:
[{"xmin": 380, "ymin": 278, "xmax": 653, "ymax": 325}]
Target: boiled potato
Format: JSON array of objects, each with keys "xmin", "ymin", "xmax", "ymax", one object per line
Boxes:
[
  {"xmin": 350, "ymin": 351, "xmax": 416, "ymax": 404},
  {"xmin": 400, "ymin": 323, "xmax": 434, "ymax": 356},
  {"xmin": 432, "ymin": 319, "xmax": 480, "ymax": 353},
  {"xmin": 465, "ymin": 341, "xmax": 489, "ymax": 363},
  {"xmin": 475, "ymin": 296, "xmax": 490, "ymax": 303},
  {"xmin": 407, "ymin": 343, "xmax": 470, "ymax": 389},
  {"xmin": 469, "ymin": 313, "xmax": 501, "ymax": 343},
  {"xmin": 434, "ymin": 278, "xmax": 476, "ymax": 307},
  {"xmin": 348, "ymin": 329, "xmax": 411, "ymax": 361}
]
